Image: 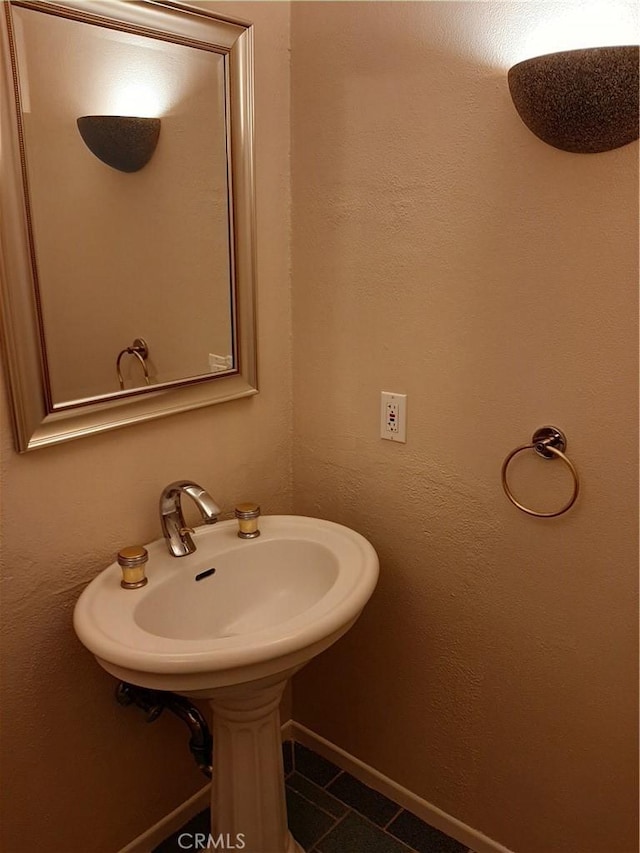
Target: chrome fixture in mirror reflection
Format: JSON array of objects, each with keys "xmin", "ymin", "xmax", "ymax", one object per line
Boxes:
[
  {"xmin": 0, "ymin": 0, "xmax": 257, "ymax": 451},
  {"xmin": 116, "ymin": 338, "xmax": 150, "ymax": 390},
  {"xmin": 77, "ymin": 116, "xmax": 161, "ymax": 172},
  {"xmin": 508, "ymin": 45, "xmax": 639, "ymax": 153}
]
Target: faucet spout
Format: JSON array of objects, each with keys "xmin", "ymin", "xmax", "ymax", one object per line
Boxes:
[{"xmin": 159, "ymin": 480, "xmax": 222, "ymax": 557}]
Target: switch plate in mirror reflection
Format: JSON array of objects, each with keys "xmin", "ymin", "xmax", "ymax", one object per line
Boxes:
[{"xmin": 0, "ymin": 0, "xmax": 257, "ymax": 451}]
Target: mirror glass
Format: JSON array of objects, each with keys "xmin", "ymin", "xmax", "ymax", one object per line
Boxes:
[
  {"xmin": 15, "ymin": 7, "xmax": 234, "ymax": 403},
  {"xmin": 0, "ymin": 1, "xmax": 257, "ymax": 450}
]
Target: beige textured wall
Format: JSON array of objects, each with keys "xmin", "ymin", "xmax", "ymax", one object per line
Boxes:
[
  {"xmin": 290, "ymin": 3, "xmax": 638, "ymax": 853},
  {"xmin": 0, "ymin": 3, "xmax": 291, "ymax": 851}
]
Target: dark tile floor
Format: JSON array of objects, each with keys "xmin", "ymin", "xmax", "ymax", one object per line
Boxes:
[{"xmin": 154, "ymin": 741, "xmax": 474, "ymax": 853}]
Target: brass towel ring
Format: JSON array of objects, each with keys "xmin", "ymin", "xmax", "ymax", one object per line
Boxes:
[
  {"xmin": 116, "ymin": 338, "xmax": 150, "ymax": 390},
  {"xmin": 501, "ymin": 426, "xmax": 579, "ymax": 518}
]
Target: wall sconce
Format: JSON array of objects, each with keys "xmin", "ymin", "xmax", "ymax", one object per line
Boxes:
[
  {"xmin": 76, "ymin": 116, "xmax": 161, "ymax": 172},
  {"xmin": 508, "ymin": 45, "xmax": 639, "ymax": 153}
]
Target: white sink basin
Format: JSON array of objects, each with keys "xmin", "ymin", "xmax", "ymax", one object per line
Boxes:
[
  {"xmin": 75, "ymin": 514, "xmax": 378, "ymax": 853},
  {"xmin": 73, "ymin": 515, "xmax": 379, "ymax": 693}
]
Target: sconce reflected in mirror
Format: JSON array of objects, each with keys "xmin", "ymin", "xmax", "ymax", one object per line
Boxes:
[
  {"xmin": 508, "ymin": 45, "xmax": 639, "ymax": 153},
  {"xmin": 77, "ymin": 115, "xmax": 161, "ymax": 172}
]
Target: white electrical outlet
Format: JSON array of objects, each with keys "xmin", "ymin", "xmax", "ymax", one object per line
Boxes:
[{"xmin": 380, "ymin": 392, "xmax": 407, "ymax": 442}]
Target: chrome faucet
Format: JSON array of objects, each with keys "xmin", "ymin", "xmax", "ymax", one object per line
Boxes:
[{"xmin": 159, "ymin": 481, "xmax": 221, "ymax": 557}]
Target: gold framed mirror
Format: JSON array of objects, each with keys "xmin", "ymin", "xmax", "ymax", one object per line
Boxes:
[{"xmin": 0, "ymin": 0, "xmax": 257, "ymax": 451}]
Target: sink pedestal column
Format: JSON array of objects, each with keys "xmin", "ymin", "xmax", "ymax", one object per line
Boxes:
[{"xmin": 208, "ymin": 677, "xmax": 304, "ymax": 853}]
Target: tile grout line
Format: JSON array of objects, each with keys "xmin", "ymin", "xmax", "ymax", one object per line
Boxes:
[
  {"xmin": 356, "ymin": 810, "xmax": 418, "ymax": 853},
  {"xmin": 291, "ymin": 741, "xmax": 343, "ymax": 790},
  {"xmin": 380, "ymin": 820, "xmax": 421, "ymax": 853},
  {"xmin": 308, "ymin": 809, "xmax": 350, "ymax": 853},
  {"xmin": 318, "ymin": 798, "xmax": 419, "ymax": 853},
  {"xmin": 293, "ymin": 759, "xmax": 418, "ymax": 851},
  {"xmin": 318, "ymin": 765, "xmax": 409, "ymax": 839},
  {"xmin": 289, "ymin": 740, "xmax": 295, "ymax": 777},
  {"xmin": 382, "ymin": 804, "xmax": 404, "ymax": 830},
  {"xmin": 322, "ymin": 768, "xmax": 343, "ymax": 789},
  {"xmin": 285, "ymin": 779, "xmax": 344, "ymax": 824},
  {"xmin": 289, "ymin": 741, "xmax": 465, "ymax": 853}
]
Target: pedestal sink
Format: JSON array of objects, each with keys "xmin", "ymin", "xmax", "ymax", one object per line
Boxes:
[{"xmin": 74, "ymin": 515, "xmax": 379, "ymax": 853}]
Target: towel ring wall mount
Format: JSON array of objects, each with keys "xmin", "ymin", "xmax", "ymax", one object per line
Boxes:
[
  {"xmin": 501, "ymin": 426, "xmax": 580, "ymax": 518},
  {"xmin": 116, "ymin": 338, "xmax": 151, "ymax": 390}
]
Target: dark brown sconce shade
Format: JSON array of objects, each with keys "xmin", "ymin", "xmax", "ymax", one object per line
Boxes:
[
  {"xmin": 508, "ymin": 45, "xmax": 639, "ymax": 153},
  {"xmin": 77, "ymin": 115, "xmax": 161, "ymax": 172}
]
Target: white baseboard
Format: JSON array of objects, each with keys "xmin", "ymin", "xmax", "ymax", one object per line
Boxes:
[
  {"xmin": 118, "ymin": 783, "xmax": 211, "ymax": 853},
  {"xmin": 120, "ymin": 718, "xmax": 513, "ymax": 853},
  {"xmin": 280, "ymin": 718, "xmax": 295, "ymax": 740},
  {"xmin": 288, "ymin": 721, "xmax": 515, "ymax": 853}
]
